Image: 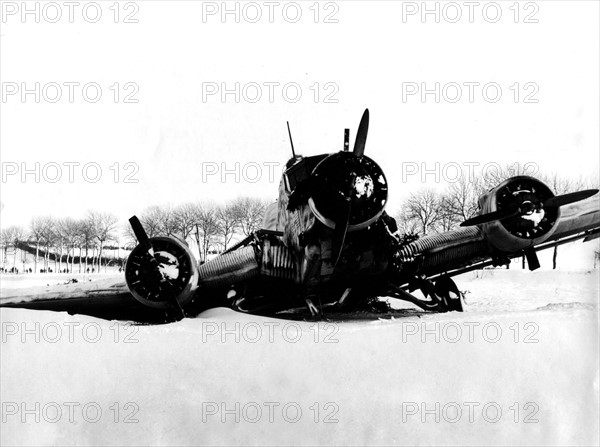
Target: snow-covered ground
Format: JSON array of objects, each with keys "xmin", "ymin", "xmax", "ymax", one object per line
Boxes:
[
  {"xmin": 1, "ymin": 269, "xmax": 598, "ymax": 446},
  {"xmin": 0, "ymin": 272, "xmax": 123, "ymax": 291}
]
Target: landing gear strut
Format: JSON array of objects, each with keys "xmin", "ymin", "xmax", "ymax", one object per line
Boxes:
[{"xmin": 390, "ymin": 275, "xmax": 464, "ymax": 312}]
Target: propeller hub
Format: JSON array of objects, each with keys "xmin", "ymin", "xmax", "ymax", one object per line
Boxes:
[
  {"xmin": 496, "ymin": 177, "xmax": 559, "ymax": 239},
  {"xmin": 518, "ymin": 200, "xmax": 537, "ymax": 215}
]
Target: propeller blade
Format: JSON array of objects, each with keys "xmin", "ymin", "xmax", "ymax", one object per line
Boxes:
[
  {"xmin": 460, "ymin": 210, "xmax": 518, "ymax": 227},
  {"xmin": 129, "ymin": 215, "xmax": 163, "ymax": 267},
  {"xmin": 129, "ymin": 216, "xmax": 152, "ymax": 250},
  {"xmin": 461, "ymin": 189, "xmax": 598, "ymax": 228},
  {"xmin": 353, "ymin": 109, "xmax": 369, "ymax": 157},
  {"xmin": 543, "ymin": 189, "xmax": 599, "ymax": 208},
  {"xmin": 331, "ymin": 200, "xmax": 352, "ymax": 268},
  {"xmin": 524, "ymin": 247, "xmax": 540, "ymax": 271}
]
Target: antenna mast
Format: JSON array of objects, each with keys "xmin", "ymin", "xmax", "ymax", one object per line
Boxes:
[{"xmin": 286, "ymin": 121, "xmax": 296, "ymax": 158}]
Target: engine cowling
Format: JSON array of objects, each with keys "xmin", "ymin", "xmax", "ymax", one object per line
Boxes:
[
  {"xmin": 125, "ymin": 236, "xmax": 199, "ymax": 309},
  {"xmin": 308, "ymin": 151, "xmax": 389, "ymax": 232},
  {"xmin": 479, "ymin": 176, "xmax": 561, "ymax": 252}
]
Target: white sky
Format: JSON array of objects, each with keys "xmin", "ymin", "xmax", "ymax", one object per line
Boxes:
[{"xmin": 1, "ymin": 0, "xmax": 599, "ymax": 229}]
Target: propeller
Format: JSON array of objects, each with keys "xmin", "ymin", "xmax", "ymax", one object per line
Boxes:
[
  {"xmin": 460, "ymin": 210, "xmax": 511, "ymax": 227},
  {"xmin": 329, "ymin": 110, "xmax": 369, "ymax": 267},
  {"xmin": 461, "ymin": 188, "xmax": 599, "ymax": 227},
  {"xmin": 129, "ymin": 216, "xmax": 153, "ymax": 251},
  {"xmin": 353, "ymin": 109, "xmax": 369, "ymax": 157},
  {"xmin": 543, "ymin": 189, "xmax": 599, "ymax": 208},
  {"xmin": 128, "ymin": 216, "xmax": 186, "ymax": 317}
]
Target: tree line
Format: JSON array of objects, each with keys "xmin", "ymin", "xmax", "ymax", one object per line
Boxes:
[
  {"xmin": 127, "ymin": 197, "xmax": 271, "ymax": 262},
  {"xmin": 0, "ymin": 197, "xmax": 271, "ymax": 273},
  {"xmin": 1, "ymin": 211, "xmax": 119, "ymax": 274}
]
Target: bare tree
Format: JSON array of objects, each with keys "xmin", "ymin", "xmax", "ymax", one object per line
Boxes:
[
  {"xmin": 124, "ymin": 203, "xmax": 204, "ymax": 247},
  {"xmin": 138, "ymin": 206, "xmax": 163, "ymax": 239},
  {"xmin": 158, "ymin": 206, "xmax": 179, "ymax": 237},
  {"xmin": 88, "ymin": 211, "xmax": 118, "ymax": 273},
  {"xmin": 437, "ymin": 202, "xmax": 461, "ymax": 233},
  {"xmin": 401, "ymin": 189, "xmax": 444, "ymax": 236},
  {"xmin": 77, "ymin": 218, "xmax": 96, "ymax": 272},
  {"xmin": 60, "ymin": 218, "xmax": 80, "ymax": 273},
  {"xmin": 442, "ymin": 176, "xmax": 484, "ymax": 220},
  {"xmin": 37, "ymin": 217, "xmax": 57, "ymax": 272},
  {"xmin": 394, "ymin": 209, "xmax": 420, "ymax": 236},
  {"xmin": 11, "ymin": 226, "xmax": 24, "ymax": 271},
  {"xmin": 0, "ymin": 227, "xmax": 13, "ymax": 268},
  {"xmin": 542, "ymin": 172, "xmax": 587, "ymax": 197},
  {"xmin": 111, "ymin": 232, "xmax": 124, "ymax": 268},
  {"xmin": 122, "ymin": 220, "xmax": 138, "ymax": 248},
  {"xmin": 0, "ymin": 226, "xmax": 23, "ymax": 271},
  {"xmin": 194, "ymin": 204, "xmax": 219, "ymax": 262},
  {"xmin": 480, "ymin": 163, "xmax": 536, "ymax": 190},
  {"xmin": 29, "ymin": 217, "xmax": 46, "ymax": 273},
  {"xmin": 173, "ymin": 203, "xmax": 199, "ymax": 240},
  {"xmin": 139, "ymin": 205, "xmax": 178, "ymax": 238},
  {"xmin": 51, "ymin": 221, "xmax": 68, "ymax": 273},
  {"xmin": 20, "ymin": 241, "xmax": 28, "ymax": 271},
  {"xmin": 232, "ymin": 197, "xmax": 269, "ymax": 236},
  {"xmin": 215, "ymin": 202, "xmax": 239, "ymax": 250}
]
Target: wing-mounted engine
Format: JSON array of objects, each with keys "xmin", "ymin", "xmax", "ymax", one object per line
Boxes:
[
  {"xmin": 461, "ymin": 175, "xmax": 598, "ymax": 270},
  {"xmin": 479, "ymin": 176, "xmax": 560, "ymax": 252},
  {"xmin": 125, "ymin": 217, "xmax": 199, "ymax": 312}
]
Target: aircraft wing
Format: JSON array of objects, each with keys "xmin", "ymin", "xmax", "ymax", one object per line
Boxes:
[
  {"xmin": 0, "ymin": 277, "xmax": 169, "ymax": 323},
  {"xmin": 398, "ymin": 196, "xmax": 600, "ymax": 284}
]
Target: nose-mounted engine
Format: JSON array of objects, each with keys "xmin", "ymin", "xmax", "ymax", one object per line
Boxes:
[
  {"xmin": 283, "ymin": 109, "xmax": 389, "ymax": 267},
  {"xmin": 480, "ymin": 176, "xmax": 560, "ymax": 252},
  {"xmin": 308, "ymin": 151, "xmax": 388, "ymax": 232}
]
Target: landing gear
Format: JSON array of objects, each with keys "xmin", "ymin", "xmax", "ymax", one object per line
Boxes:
[
  {"xmin": 304, "ymin": 296, "xmax": 321, "ymax": 318},
  {"xmin": 432, "ymin": 276, "xmax": 463, "ymax": 312},
  {"xmin": 389, "ymin": 275, "xmax": 464, "ymax": 313}
]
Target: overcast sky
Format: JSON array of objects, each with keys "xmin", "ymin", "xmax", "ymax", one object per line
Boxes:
[{"xmin": 1, "ymin": 1, "xmax": 599, "ymax": 229}]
